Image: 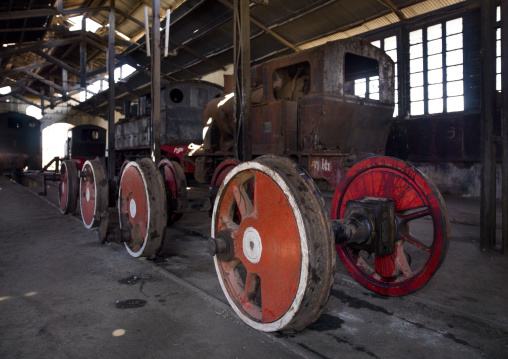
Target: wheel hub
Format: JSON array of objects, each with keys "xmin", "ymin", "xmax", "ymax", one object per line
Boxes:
[{"xmin": 243, "ymin": 227, "xmax": 262, "ymax": 264}]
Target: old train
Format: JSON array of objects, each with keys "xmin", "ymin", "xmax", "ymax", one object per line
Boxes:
[
  {"xmin": 58, "ymin": 38, "xmax": 451, "ymax": 334},
  {"xmin": 0, "ymin": 111, "xmax": 42, "ymax": 181},
  {"xmin": 115, "ymin": 80, "xmax": 223, "ymax": 174},
  {"xmin": 190, "ymin": 38, "xmax": 394, "ymax": 191}
]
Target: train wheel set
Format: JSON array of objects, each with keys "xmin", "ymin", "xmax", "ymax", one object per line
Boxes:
[{"xmin": 58, "ymin": 155, "xmax": 450, "ymax": 332}]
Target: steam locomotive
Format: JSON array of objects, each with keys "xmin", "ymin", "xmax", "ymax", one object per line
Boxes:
[
  {"xmin": 0, "ymin": 111, "xmax": 42, "ymax": 180},
  {"xmin": 64, "ymin": 124, "xmax": 107, "ymax": 169},
  {"xmin": 115, "ymin": 80, "xmax": 223, "ymax": 175},
  {"xmin": 190, "ymin": 38, "xmax": 395, "ymax": 190}
]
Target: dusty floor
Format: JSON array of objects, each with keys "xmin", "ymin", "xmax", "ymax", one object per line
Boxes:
[{"xmin": 0, "ymin": 173, "xmax": 507, "ymax": 358}]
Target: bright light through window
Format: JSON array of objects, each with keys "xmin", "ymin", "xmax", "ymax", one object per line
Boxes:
[
  {"xmin": 68, "ymin": 16, "xmax": 102, "ymax": 33},
  {"xmin": 354, "ymin": 36, "xmax": 398, "ymax": 117},
  {"xmin": 26, "ymin": 105, "xmax": 42, "ymax": 119},
  {"xmin": 114, "ymin": 65, "xmax": 136, "ymax": 82},
  {"xmin": 409, "ymin": 17, "xmax": 464, "ymax": 116},
  {"xmin": 0, "ymin": 86, "xmax": 11, "ymax": 95}
]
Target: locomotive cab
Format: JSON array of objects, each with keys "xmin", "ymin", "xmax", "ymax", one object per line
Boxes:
[{"xmin": 196, "ymin": 38, "xmax": 395, "ymax": 189}]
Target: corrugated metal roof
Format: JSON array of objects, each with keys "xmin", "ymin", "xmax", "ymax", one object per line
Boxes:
[{"xmin": 0, "ymin": 0, "xmax": 472, "ymax": 115}]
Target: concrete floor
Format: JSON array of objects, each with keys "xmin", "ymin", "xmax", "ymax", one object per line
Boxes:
[{"xmin": 1, "ymin": 174, "xmax": 507, "ymax": 358}]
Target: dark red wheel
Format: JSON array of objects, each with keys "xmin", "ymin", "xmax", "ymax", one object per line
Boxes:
[
  {"xmin": 331, "ymin": 156, "xmax": 450, "ymax": 296},
  {"xmin": 158, "ymin": 159, "xmax": 187, "ymax": 225},
  {"xmin": 119, "ymin": 158, "xmax": 167, "ymax": 258},
  {"xmin": 211, "ymin": 158, "xmax": 241, "ymax": 187},
  {"xmin": 212, "ymin": 156, "xmax": 335, "ymax": 332},
  {"xmin": 80, "ymin": 159, "xmax": 108, "ymax": 229},
  {"xmin": 58, "ymin": 160, "xmax": 78, "ymax": 214},
  {"xmin": 119, "ymin": 160, "xmax": 130, "ymax": 177}
]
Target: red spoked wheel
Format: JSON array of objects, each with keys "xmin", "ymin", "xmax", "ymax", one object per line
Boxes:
[
  {"xmin": 59, "ymin": 160, "xmax": 78, "ymax": 214},
  {"xmin": 119, "ymin": 160, "xmax": 130, "ymax": 177},
  {"xmin": 211, "ymin": 158, "xmax": 241, "ymax": 187},
  {"xmin": 158, "ymin": 159, "xmax": 187, "ymax": 225},
  {"xmin": 119, "ymin": 158, "xmax": 167, "ymax": 258},
  {"xmin": 80, "ymin": 159, "xmax": 108, "ymax": 229},
  {"xmin": 331, "ymin": 156, "xmax": 450, "ymax": 296},
  {"xmin": 212, "ymin": 156, "xmax": 335, "ymax": 332}
]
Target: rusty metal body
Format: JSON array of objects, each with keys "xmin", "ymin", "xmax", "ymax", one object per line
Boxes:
[
  {"xmin": 193, "ymin": 38, "xmax": 395, "ymax": 189},
  {"xmin": 115, "ymin": 80, "xmax": 223, "ymax": 174}
]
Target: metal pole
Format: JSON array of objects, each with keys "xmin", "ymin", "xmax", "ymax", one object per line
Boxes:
[
  {"xmin": 480, "ymin": 0, "xmax": 497, "ymax": 251},
  {"xmin": 80, "ymin": 17, "xmax": 87, "ymax": 89},
  {"xmin": 502, "ymin": 1, "xmax": 508, "ymax": 254},
  {"xmin": 233, "ymin": 0, "xmax": 252, "ymax": 161},
  {"xmin": 107, "ymin": 0, "xmax": 116, "ymax": 180},
  {"xmin": 144, "ymin": 7, "xmax": 151, "ymax": 57},
  {"xmin": 164, "ymin": 9, "xmax": 170, "ymax": 57},
  {"xmin": 151, "ymin": 0, "xmax": 161, "ymax": 164}
]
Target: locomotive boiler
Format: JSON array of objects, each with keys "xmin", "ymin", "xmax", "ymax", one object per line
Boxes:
[
  {"xmin": 0, "ymin": 111, "xmax": 42, "ymax": 180},
  {"xmin": 191, "ymin": 38, "xmax": 395, "ymax": 190}
]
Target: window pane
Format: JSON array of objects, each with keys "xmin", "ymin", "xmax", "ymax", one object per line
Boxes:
[
  {"xmin": 410, "ymin": 72, "xmax": 424, "ymax": 87},
  {"xmin": 427, "ymin": 39, "xmax": 442, "ymax": 55},
  {"xmin": 428, "ymin": 83, "xmax": 443, "ymax": 99},
  {"xmin": 428, "ymin": 54, "xmax": 443, "ymax": 70},
  {"xmin": 411, "ymin": 101, "xmax": 424, "ymax": 115},
  {"xmin": 411, "ymin": 86, "xmax": 424, "ymax": 101},
  {"xmin": 446, "ymin": 34, "xmax": 463, "ymax": 51},
  {"xmin": 371, "ymin": 40, "xmax": 381, "ymax": 48},
  {"xmin": 497, "ymin": 6, "xmax": 501, "ymax": 22},
  {"xmin": 447, "ymin": 80, "xmax": 463, "ymax": 96},
  {"xmin": 369, "ymin": 76, "xmax": 379, "ymax": 94},
  {"xmin": 370, "ymin": 93, "xmax": 379, "ymax": 100},
  {"xmin": 410, "ymin": 29, "xmax": 422, "ymax": 45},
  {"xmin": 446, "ymin": 49, "xmax": 463, "ymax": 66},
  {"xmin": 386, "ymin": 49, "xmax": 397, "ymax": 62},
  {"xmin": 428, "ymin": 98, "xmax": 443, "ymax": 114},
  {"xmin": 410, "ymin": 44, "xmax": 423, "ymax": 59},
  {"xmin": 410, "ymin": 58, "xmax": 423, "ymax": 73},
  {"xmin": 497, "ymin": 39, "xmax": 501, "ymax": 57},
  {"xmin": 497, "ymin": 28, "xmax": 501, "ymax": 41},
  {"xmin": 384, "ymin": 36, "xmax": 397, "ymax": 51},
  {"xmin": 428, "ymin": 68, "xmax": 443, "ymax": 84},
  {"xmin": 447, "ymin": 65, "xmax": 463, "ymax": 82},
  {"xmin": 427, "ymin": 24, "xmax": 442, "ymax": 41},
  {"xmin": 446, "ymin": 18, "xmax": 462, "ymax": 36},
  {"xmin": 355, "ymin": 80, "xmax": 366, "ymax": 98},
  {"xmin": 497, "ymin": 73, "xmax": 502, "ymax": 91},
  {"xmin": 447, "ymin": 96, "xmax": 464, "ymax": 112}
]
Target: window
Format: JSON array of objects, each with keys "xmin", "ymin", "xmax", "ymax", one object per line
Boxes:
[
  {"xmin": 273, "ymin": 62, "xmax": 311, "ymax": 101},
  {"xmin": 497, "ymin": 6, "xmax": 501, "ymax": 91},
  {"xmin": 345, "ymin": 53, "xmax": 379, "ymax": 100},
  {"xmin": 367, "ymin": 36, "xmax": 398, "ymax": 116},
  {"xmin": 409, "ymin": 18, "xmax": 464, "ymax": 115}
]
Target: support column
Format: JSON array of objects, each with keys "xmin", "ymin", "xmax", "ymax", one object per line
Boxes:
[
  {"xmin": 233, "ymin": 0, "xmax": 252, "ymax": 161},
  {"xmin": 80, "ymin": 17, "xmax": 87, "ymax": 89},
  {"xmin": 480, "ymin": 0, "xmax": 497, "ymax": 251},
  {"xmin": 151, "ymin": 0, "xmax": 161, "ymax": 164},
  {"xmin": 107, "ymin": 0, "xmax": 116, "ymax": 179}
]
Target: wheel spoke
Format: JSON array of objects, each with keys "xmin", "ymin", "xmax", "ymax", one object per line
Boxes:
[
  {"xmin": 397, "ymin": 207, "xmax": 430, "ymax": 224},
  {"xmin": 399, "ymin": 231, "xmax": 431, "ymax": 252},
  {"xmin": 244, "ymin": 271, "xmax": 260, "ymax": 301},
  {"xmin": 394, "ymin": 243, "xmax": 413, "ymax": 278},
  {"xmin": 233, "ymin": 184, "xmax": 253, "ymax": 218}
]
